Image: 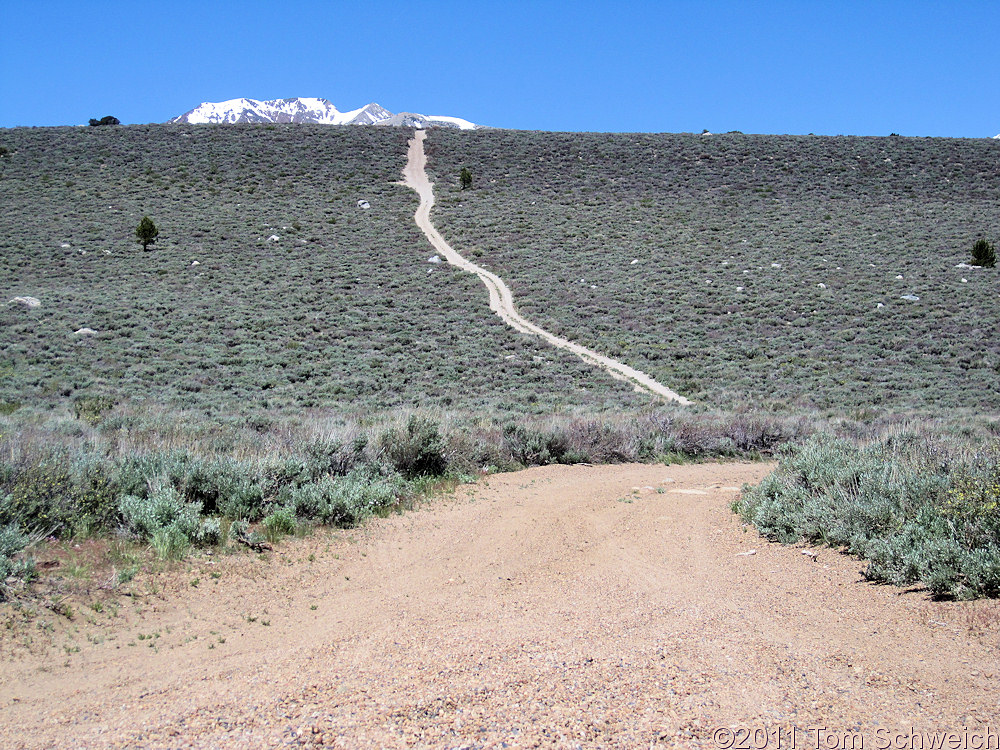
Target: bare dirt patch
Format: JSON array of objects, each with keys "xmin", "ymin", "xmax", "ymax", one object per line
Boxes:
[{"xmin": 2, "ymin": 462, "xmax": 998, "ymax": 748}]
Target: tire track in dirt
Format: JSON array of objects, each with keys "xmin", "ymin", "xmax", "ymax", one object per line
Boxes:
[
  {"xmin": 3, "ymin": 462, "xmax": 997, "ymax": 748},
  {"xmin": 401, "ymin": 129, "xmax": 692, "ymax": 405}
]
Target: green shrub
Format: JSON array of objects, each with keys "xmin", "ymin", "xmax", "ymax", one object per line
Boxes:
[
  {"xmin": 283, "ymin": 467, "xmax": 402, "ymax": 527},
  {"xmin": 502, "ymin": 422, "xmax": 573, "ymax": 466},
  {"xmin": 216, "ymin": 477, "xmax": 269, "ymax": 521},
  {"xmin": 150, "ymin": 526, "xmax": 189, "ymax": 560},
  {"xmin": 737, "ymin": 434, "xmax": 1000, "ymax": 598},
  {"xmin": 118, "ymin": 483, "xmax": 200, "ymax": 542},
  {"xmin": 0, "ymin": 402, "xmax": 20, "ymax": 416},
  {"xmin": 1, "ymin": 459, "xmax": 76, "ymax": 533},
  {"xmin": 303, "ymin": 436, "xmax": 365, "ymax": 478},
  {"xmin": 0, "ymin": 523, "xmax": 33, "ymax": 593},
  {"xmin": 72, "ymin": 463, "xmax": 119, "ymax": 532},
  {"xmin": 195, "ymin": 517, "xmax": 223, "ymax": 546},
  {"xmin": 942, "ymin": 441, "xmax": 1000, "ymax": 547},
  {"xmin": 261, "ymin": 506, "xmax": 297, "ymax": 543},
  {"xmin": 228, "ymin": 519, "xmax": 250, "ymax": 544},
  {"xmin": 115, "ymin": 453, "xmax": 271, "ymax": 521},
  {"xmin": 282, "ymin": 480, "xmax": 329, "ymax": 519},
  {"xmin": 72, "ymin": 396, "xmax": 116, "ymax": 426},
  {"xmin": 971, "ymin": 238, "xmax": 997, "ymax": 268},
  {"xmin": 380, "ymin": 416, "xmax": 447, "ymax": 478}
]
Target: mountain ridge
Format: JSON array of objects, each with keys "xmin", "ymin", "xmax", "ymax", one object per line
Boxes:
[{"xmin": 169, "ymin": 97, "xmax": 479, "ymax": 129}]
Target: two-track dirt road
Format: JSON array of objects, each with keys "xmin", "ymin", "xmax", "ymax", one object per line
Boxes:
[
  {"xmin": 2, "ymin": 462, "xmax": 997, "ymax": 748},
  {"xmin": 401, "ymin": 129, "xmax": 692, "ymax": 405}
]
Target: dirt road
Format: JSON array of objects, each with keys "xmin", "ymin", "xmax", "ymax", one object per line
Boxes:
[
  {"xmin": 2, "ymin": 462, "xmax": 997, "ymax": 748},
  {"xmin": 401, "ymin": 130, "xmax": 692, "ymax": 405}
]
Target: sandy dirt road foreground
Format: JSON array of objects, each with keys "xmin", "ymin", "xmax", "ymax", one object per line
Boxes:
[{"xmin": 1, "ymin": 463, "xmax": 998, "ymax": 749}]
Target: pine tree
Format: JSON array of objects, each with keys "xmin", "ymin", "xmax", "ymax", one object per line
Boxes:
[
  {"xmin": 460, "ymin": 167, "xmax": 472, "ymax": 190},
  {"xmin": 88, "ymin": 116, "xmax": 120, "ymax": 127},
  {"xmin": 971, "ymin": 238, "xmax": 996, "ymax": 268},
  {"xmin": 135, "ymin": 216, "xmax": 159, "ymax": 251}
]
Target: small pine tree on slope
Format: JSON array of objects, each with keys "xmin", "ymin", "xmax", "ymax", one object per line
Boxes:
[
  {"xmin": 136, "ymin": 216, "xmax": 159, "ymax": 251},
  {"xmin": 971, "ymin": 238, "xmax": 996, "ymax": 268}
]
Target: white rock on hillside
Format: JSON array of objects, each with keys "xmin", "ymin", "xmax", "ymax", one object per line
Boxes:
[{"xmin": 9, "ymin": 296, "xmax": 40, "ymax": 308}]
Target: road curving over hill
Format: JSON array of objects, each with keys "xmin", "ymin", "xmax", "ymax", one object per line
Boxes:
[{"xmin": 401, "ymin": 129, "xmax": 692, "ymax": 405}]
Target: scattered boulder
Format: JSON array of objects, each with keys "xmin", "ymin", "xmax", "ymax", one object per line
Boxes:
[
  {"xmin": 427, "ymin": 255, "xmax": 441, "ymax": 264},
  {"xmin": 73, "ymin": 328, "xmax": 98, "ymax": 336},
  {"xmin": 357, "ymin": 199, "xmax": 371, "ymax": 210},
  {"xmin": 8, "ymin": 296, "xmax": 40, "ymax": 309},
  {"xmin": 900, "ymin": 294, "xmax": 920, "ymax": 301}
]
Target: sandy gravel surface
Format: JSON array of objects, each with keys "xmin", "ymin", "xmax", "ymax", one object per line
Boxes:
[
  {"xmin": 401, "ymin": 130, "xmax": 692, "ymax": 405},
  {"xmin": 2, "ymin": 462, "xmax": 998, "ymax": 749}
]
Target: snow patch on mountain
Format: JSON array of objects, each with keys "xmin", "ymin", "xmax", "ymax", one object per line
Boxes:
[
  {"xmin": 169, "ymin": 98, "xmax": 478, "ymax": 129},
  {"xmin": 425, "ymin": 115, "xmax": 478, "ymax": 130}
]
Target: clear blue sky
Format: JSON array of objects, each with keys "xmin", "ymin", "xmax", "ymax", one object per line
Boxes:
[{"xmin": 2, "ymin": 0, "xmax": 998, "ymax": 136}]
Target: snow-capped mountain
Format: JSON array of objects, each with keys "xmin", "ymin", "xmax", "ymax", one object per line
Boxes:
[{"xmin": 169, "ymin": 97, "xmax": 478, "ymax": 129}]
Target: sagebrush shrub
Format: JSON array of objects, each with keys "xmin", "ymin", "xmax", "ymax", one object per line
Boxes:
[
  {"xmin": 502, "ymin": 422, "xmax": 572, "ymax": 466},
  {"xmin": 115, "ymin": 453, "xmax": 271, "ymax": 521},
  {"xmin": 195, "ymin": 517, "xmax": 223, "ymax": 546},
  {"xmin": 119, "ymin": 483, "xmax": 201, "ymax": 542},
  {"xmin": 0, "ymin": 523, "xmax": 31, "ymax": 587},
  {"xmin": 303, "ymin": 436, "xmax": 366, "ymax": 478},
  {"xmin": 380, "ymin": 416, "xmax": 447, "ymax": 478},
  {"xmin": 228, "ymin": 519, "xmax": 250, "ymax": 544},
  {"xmin": 737, "ymin": 434, "xmax": 1000, "ymax": 598},
  {"xmin": 282, "ymin": 468, "xmax": 402, "ymax": 527}
]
